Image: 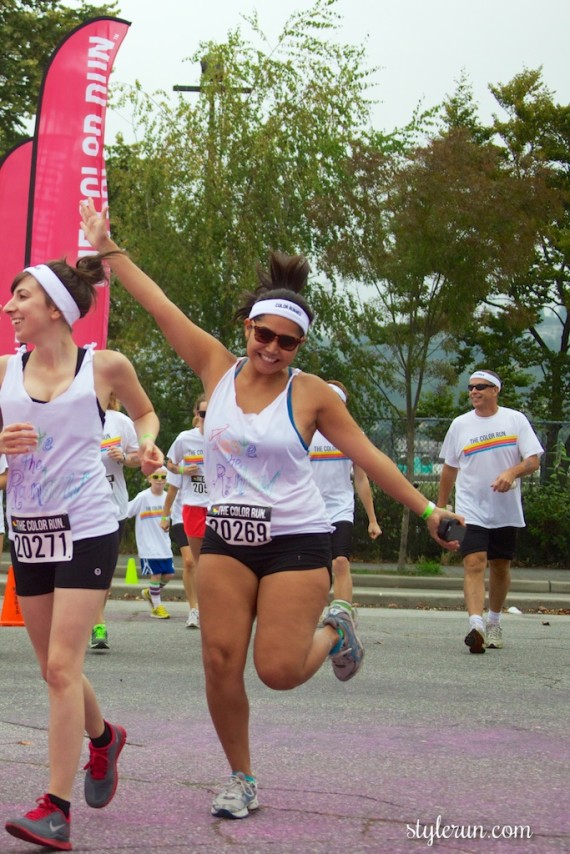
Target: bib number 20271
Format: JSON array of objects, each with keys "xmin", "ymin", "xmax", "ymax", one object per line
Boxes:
[
  {"xmin": 206, "ymin": 503, "xmax": 271, "ymax": 546},
  {"xmin": 11, "ymin": 513, "xmax": 73, "ymax": 563}
]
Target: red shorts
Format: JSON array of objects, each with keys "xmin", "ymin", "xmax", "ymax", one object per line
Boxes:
[{"xmin": 182, "ymin": 505, "xmax": 207, "ymax": 539}]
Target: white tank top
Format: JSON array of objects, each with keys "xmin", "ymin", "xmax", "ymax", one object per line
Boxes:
[
  {"xmin": 204, "ymin": 360, "xmax": 332, "ymax": 537},
  {"xmin": 0, "ymin": 347, "xmax": 118, "ymax": 542}
]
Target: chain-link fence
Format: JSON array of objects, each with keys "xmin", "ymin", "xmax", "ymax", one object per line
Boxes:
[{"xmin": 368, "ymin": 418, "xmax": 568, "ymax": 485}]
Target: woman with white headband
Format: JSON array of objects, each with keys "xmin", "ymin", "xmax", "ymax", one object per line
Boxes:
[
  {"xmin": 0, "ymin": 255, "xmax": 163, "ymax": 850},
  {"xmin": 80, "ymin": 199, "xmax": 462, "ymax": 822}
]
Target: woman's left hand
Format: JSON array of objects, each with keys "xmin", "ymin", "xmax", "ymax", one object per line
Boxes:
[
  {"xmin": 427, "ymin": 507, "xmax": 465, "ymax": 551},
  {"xmin": 139, "ymin": 442, "xmax": 164, "ymax": 476}
]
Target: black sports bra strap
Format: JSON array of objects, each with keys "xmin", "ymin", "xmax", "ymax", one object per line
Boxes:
[{"xmin": 22, "ymin": 347, "xmax": 87, "ymax": 376}]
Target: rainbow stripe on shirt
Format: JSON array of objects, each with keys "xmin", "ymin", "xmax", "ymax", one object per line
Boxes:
[
  {"xmin": 183, "ymin": 453, "xmax": 204, "ymax": 465},
  {"xmin": 140, "ymin": 508, "xmax": 164, "ymax": 520},
  {"xmin": 464, "ymin": 435, "xmax": 518, "ymax": 456},
  {"xmin": 310, "ymin": 448, "xmax": 349, "ymax": 462},
  {"xmin": 101, "ymin": 436, "xmax": 121, "ymax": 452}
]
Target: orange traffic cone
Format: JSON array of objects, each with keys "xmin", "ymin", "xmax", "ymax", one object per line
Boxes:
[{"xmin": 0, "ymin": 566, "xmax": 25, "ymax": 626}]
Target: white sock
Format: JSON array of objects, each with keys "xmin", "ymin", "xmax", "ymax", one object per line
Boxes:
[
  {"xmin": 487, "ymin": 610, "xmax": 502, "ymax": 626},
  {"xmin": 469, "ymin": 615, "xmax": 485, "ymax": 633}
]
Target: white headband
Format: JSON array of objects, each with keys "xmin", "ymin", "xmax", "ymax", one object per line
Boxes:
[
  {"xmin": 470, "ymin": 370, "xmax": 501, "ymax": 390},
  {"xmin": 328, "ymin": 383, "xmax": 347, "ymax": 403},
  {"xmin": 249, "ymin": 298, "xmax": 310, "ymax": 335},
  {"xmin": 24, "ymin": 264, "xmax": 81, "ymax": 327}
]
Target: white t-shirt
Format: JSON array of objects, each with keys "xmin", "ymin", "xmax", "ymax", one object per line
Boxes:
[
  {"xmin": 127, "ymin": 487, "xmax": 173, "ymax": 559},
  {"xmin": 440, "ymin": 406, "xmax": 543, "ymax": 527},
  {"xmin": 101, "ymin": 409, "xmax": 139, "ymax": 519},
  {"xmin": 166, "ymin": 427, "xmax": 209, "ymax": 508},
  {"xmin": 309, "ymin": 430, "xmax": 354, "ymax": 523}
]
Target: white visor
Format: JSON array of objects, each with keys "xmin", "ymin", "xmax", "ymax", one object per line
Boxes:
[{"xmin": 249, "ymin": 298, "xmax": 310, "ymax": 335}]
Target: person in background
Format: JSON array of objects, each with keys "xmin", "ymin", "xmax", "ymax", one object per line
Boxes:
[
  {"xmin": 81, "ymin": 199, "xmax": 461, "ymax": 822},
  {"xmin": 128, "ymin": 468, "xmax": 175, "ymax": 619},
  {"xmin": 90, "ymin": 393, "xmax": 140, "ymax": 651},
  {"xmin": 437, "ymin": 369, "xmax": 543, "ymax": 654},
  {"xmin": 161, "ymin": 394, "xmax": 208, "ymax": 629},
  {"xmin": 162, "ymin": 472, "xmax": 197, "ymax": 626},
  {"xmin": 0, "ymin": 255, "xmax": 161, "ymax": 851},
  {"xmin": 310, "ymin": 381, "xmax": 381, "ymax": 605}
]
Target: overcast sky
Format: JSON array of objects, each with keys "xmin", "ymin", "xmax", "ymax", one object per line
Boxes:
[{"xmin": 106, "ymin": 0, "xmax": 570, "ymax": 141}]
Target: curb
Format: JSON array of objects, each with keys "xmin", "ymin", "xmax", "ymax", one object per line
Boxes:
[{"xmin": 1, "ymin": 569, "xmax": 568, "ymax": 613}]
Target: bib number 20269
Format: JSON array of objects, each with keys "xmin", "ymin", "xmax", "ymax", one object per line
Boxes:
[{"xmin": 206, "ymin": 503, "xmax": 271, "ymax": 546}]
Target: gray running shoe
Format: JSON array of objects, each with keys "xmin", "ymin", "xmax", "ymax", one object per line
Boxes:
[
  {"xmin": 211, "ymin": 772, "xmax": 259, "ymax": 819},
  {"xmin": 323, "ymin": 600, "xmax": 364, "ymax": 681},
  {"xmin": 84, "ymin": 722, "xmax": 127, "ymax": 808},
  {"xmin": 5, "ymin": 794, "xmax": 71, "ymax": 851}
]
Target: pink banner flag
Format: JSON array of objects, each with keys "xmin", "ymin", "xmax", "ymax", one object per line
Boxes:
[
  {"xmin": 27, "ymin": 16, "xmax": 130, "ymax": 348},
  {"xmin": 0, "ymin": 140, "xmax": 33, "ymax": 354}
]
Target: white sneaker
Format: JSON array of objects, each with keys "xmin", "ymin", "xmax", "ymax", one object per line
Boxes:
[
  {"xmin": 211, "ymin": 772, "xmax": 258, "ymax": 818},
  {"xmin": 486, "ymin": 623, "xmax": 504, "ymax": 649},
  {"xmin": 186, "ymin": 608, "xmax": 200, "ymax": 629}
]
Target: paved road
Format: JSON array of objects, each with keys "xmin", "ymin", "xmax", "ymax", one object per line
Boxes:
[{"xmin": 1, "ymin": 601, "xmax": 569, "ymax": 852}]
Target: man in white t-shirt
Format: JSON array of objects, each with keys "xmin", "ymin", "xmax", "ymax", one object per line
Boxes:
[{"xmin": 437, "ymin": 369, "xmax": 543, "ymax": 654}]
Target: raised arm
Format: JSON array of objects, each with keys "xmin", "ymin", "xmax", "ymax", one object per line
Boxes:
[{"xmin": 80, "ymin": 200, "xmax": 235, "ymax": 394}]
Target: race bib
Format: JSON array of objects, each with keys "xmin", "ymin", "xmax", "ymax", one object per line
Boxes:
[
  {"xmin": 191, "ymin": 474, "xmax": 207, "ymax": 495},
  {"xmin": 11, "ymin": 513, "xmax": 73, "ymax": 563},
  {"xmin": 206, "ymin": 503, "xmax": 272, "ymax": 546}
]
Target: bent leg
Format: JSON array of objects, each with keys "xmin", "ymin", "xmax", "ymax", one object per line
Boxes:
[{"xmin": 254, "ymin": 568, "xmax": 337, "ymax": 690}]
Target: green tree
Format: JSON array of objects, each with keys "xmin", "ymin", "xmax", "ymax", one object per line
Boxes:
[
  {"xmin": 319, "ymin": 128, "xmax": 544, "ymax": 567},
  {"xmin": 453, "ymin": 69, "xmax": 570, "ymax": 424},
  {"xmin": 0, "ymin": 0, "xmax": 118, "ymax": 153},
  {"xmin": 105, "ymin": 0, "xmax": 378, "ymax": 447}
]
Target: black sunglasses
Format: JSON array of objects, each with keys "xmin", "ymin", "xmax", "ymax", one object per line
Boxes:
[
  {"xmin": 468, "ymin": 383, "xmax": 495, "ymax": 391},
  {"xmin": 150, "ymin": 474, "xmax": 166, "ymax": 480},
  {"xmin": 198, "ymin": 410, "xmax": 207, "ymax": 418},
  {"xmin": 250, "ymin": 321, "xmax": 304, "ymax": 352}
]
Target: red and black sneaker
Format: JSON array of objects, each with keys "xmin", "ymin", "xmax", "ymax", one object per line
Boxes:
[
  {"xmin": 84, "ymin": 722, "xmax": 127, "ymax": 808},
  {"xmin": 5, "ymin": 794, "xmax": 71, "ymax": 850}
]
